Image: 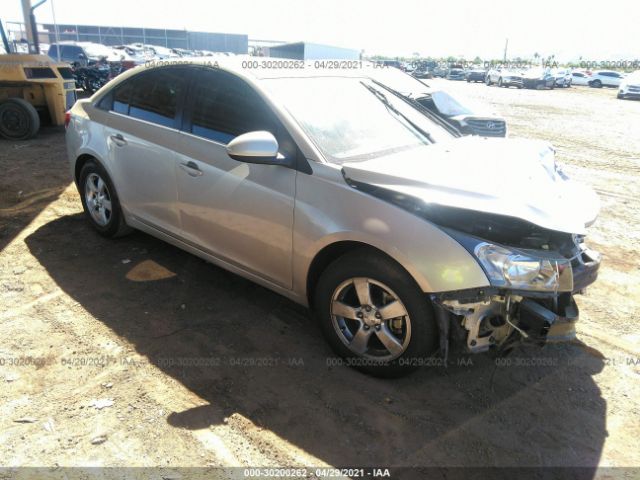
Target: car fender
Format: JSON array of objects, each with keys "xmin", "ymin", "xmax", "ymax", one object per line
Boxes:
[{"xmin": 292, "ymin": 163, "xmax": 490, "ymax": 301}]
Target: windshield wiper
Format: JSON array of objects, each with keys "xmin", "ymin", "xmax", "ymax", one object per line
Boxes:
[
  {"xmin": 370, "ymin": 79, "xmax": 463, "ymax": 137},
  {"xmin": 360, "ymin": 81, "xmax": 435, "ymax": 144}
]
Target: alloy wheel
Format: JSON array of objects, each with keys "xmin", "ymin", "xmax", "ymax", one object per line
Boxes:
[
  {"xmin": 84, "ymin": 173, "xmax": 113, "ymax": 226},
  {"xmin": 330, "ymin": 277, "xmax": 411, "ymax": 361}
]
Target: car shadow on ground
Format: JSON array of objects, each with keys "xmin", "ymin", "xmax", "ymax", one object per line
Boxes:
[
  {"xmin": 0, "ymin": 126, "xmax": 70, "ymax": 252},
  {"xmin": 26, "ymin": 213, "xmax": 607, "ymax": 473}
]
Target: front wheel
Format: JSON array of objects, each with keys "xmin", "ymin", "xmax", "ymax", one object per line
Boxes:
[{"xmin": 315, "ymin": 250, "xmax": 438, "ymax": 377}]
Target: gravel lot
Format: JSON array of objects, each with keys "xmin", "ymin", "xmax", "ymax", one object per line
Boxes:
[{"xmin": 0, "ymin": 81, "xmax": 639, "ymax": 474}]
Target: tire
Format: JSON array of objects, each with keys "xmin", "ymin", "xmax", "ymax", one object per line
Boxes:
[
  {"xmin": 486, "ymin": 77, "xmax": 492, "ymax": 86},
  {"xmin": 498, "ymin": 78, "xmax": 503, "ymax": 87},
  {"xmin": 0, "ymin": 98, "xmax": 40, "ymax": 140},
  {"xmin": 617, "ymin": 92, "xmax": 624, "ymax": 99},
  {"xmin": 590, "ymin": 79, "xmax": 602, "ymax": 88},
  {"xmin": 78, "ymin": 160, "xmax": 132, "ymax": 238},
  {"xmin": 315, "ymin": 249, "xmax": 439, "ymax": 378}
]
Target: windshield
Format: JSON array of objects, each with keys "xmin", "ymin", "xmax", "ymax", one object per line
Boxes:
[
  {"xmin": 626, "ymin": 71, "xmax": 640, "ymax": 81},
  {"xmin": 525, "ymin": 68, "xmax": 547, "ymax": 77},
  {"xmin": 264, "ymin": 77, "xmax": 455, "ymax": 163},
  {"xmin": 369, "ymin": 67, "xmax": 430, "ymax": 96}
]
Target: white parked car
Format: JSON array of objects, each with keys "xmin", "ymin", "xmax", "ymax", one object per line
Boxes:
[
  {"xmin": 552, "ymin": 69, "xmax": 572, "ymax": 88},
  {"xmin": 588, "ymin": 70, "xmax": 624, "ymax": 88},
  {"xmin": 570, "ymin": 71, "xmax": 591, "ymax": 86},
  {"xmin": 618, "ymin": 71, "xmax": 640, "ymax": 99},
  {"xmin": 485, "ymin": 67, "xmax": 523, "ymax": 88}
]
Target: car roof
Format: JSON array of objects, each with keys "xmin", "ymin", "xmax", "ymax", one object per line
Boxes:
[{"xmin": 130, "ymin": 56, "xmax": 379, "ymax": 80}]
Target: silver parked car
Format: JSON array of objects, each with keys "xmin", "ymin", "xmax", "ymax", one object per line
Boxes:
[{"xmin": 66, "ymin": 59, "xmax": 601, "ymax": 377}]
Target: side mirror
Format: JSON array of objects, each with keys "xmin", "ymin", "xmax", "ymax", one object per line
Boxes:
[
  {"xmin": 226, "ymin": 131, "xmax": 282, "ymax": 165},
  {"xmin": 78, "ymin": 53, "xmax": 86, "ymax": 59}
]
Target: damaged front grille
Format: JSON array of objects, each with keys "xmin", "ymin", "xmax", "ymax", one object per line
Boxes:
[{"xmin": 466, "ymin": 118, "xmax": 506, "ymax": 137}]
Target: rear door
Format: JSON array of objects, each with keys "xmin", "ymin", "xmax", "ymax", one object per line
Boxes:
[
  {"xmin": 96, "ymin": 67, "xmax": 189, "ymax": 236},
  {"xmin": 174, "ymin": 68, "xmax": 297, "ymax": 288}
]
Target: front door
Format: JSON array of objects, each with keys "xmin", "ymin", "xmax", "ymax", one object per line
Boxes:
[{"xmin": 175, "ymin": 68, "xmax": 297, "ymax": 288}]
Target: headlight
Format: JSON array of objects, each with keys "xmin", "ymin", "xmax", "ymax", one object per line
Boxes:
[{"xmin": 474, "ymin": 243, "xmax": 573, "ymax": 292}]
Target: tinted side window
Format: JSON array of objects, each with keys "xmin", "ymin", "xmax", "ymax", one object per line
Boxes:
[
  {"xmin": 190, "ymin": 70, "xmax": 278, "ymax": 144},
  {"xmin": 127, "ymin": 69, "xmax": 185, "ymax": 128},
  {"xmin": 113, "ymin": 81, "xmax": 133, "ymax": 114},
  {"xmin": 61, "ymin": 45, "xmax": 83, "ymax": 60},
  {"xmin": 48, "ymin": 45, "xmax": 58, "ymax": 58}
]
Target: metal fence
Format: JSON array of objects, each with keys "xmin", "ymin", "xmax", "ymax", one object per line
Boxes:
[{"xmin": 5, "ymin": 21, "xmax": 248, "ymax": 53}]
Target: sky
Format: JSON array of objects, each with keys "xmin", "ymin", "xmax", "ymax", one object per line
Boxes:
[{"xmin": 3, "ymin": 0, "xmax": 639, "ymax": 61}]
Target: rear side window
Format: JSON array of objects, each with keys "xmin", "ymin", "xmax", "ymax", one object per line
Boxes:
[
  {"xmin": 128, "ymin": 69, "xmax": 185, "ymax": 128},
  {"xmin": 113, "ymin": 81, "xmax": 133, "ymax": 114},
  {"xmin": 190, "ymin": 70, "xmax": 277, "ymax": 144},
  {"xmin": 98, "ymin": 69, "xmax": 186, "ymax": 127}
]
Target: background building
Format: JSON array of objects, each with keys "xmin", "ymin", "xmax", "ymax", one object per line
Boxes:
[
  {"xmin": 35, "ymin": 23, "xmax": 248, "ymax": 53},
  {"xmin": 268, "ymin": 42, "xmax": 360, "ymax": 60}
]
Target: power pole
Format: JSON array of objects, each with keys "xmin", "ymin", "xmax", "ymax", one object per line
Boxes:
[
  {"xmin": 21, "ymin": 0, "xmax": 48, "ymax": 54},
  {"xmin": 21, "ymin": 0, "xmax": 36, "ymax": 52},
  {"xmin": 503, "ymin": 38, "xmax": 509, "ymax": 63}
]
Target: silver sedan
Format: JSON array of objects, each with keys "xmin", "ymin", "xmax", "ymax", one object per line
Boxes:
[{"xmin": 66, "ymin": 59, "xmax": 601, "ymax": 377}]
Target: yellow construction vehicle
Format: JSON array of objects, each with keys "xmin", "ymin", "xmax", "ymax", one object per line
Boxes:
[{"xmin": 0, "ymin": 53, "xmax": 77, "ymax": 140}]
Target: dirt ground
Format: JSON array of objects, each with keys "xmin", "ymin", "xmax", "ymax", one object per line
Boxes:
[{"xmin": 1, "ymin": 82, "xmax": 639, "ymax": 477}]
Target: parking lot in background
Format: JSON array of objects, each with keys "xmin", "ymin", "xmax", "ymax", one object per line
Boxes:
[{"xmin": 1, "ymin": 79, "xmax": 638, "ymax": 468}]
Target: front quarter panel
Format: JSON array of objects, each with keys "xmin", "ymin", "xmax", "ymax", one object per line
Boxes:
[{"xmin": 293, "ymin": 163, "xmax": 490, "ymax": 300}]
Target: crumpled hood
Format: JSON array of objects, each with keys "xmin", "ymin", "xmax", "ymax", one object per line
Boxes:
[{"xmin": 342, "ymin": 136, "xmax": 600, "ymax": 235}]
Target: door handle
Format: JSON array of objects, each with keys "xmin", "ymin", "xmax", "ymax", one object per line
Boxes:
[
  {"xmin": 179, "ymin": 161, "xmax": 203, "ymax": 177},
  {"xmin": 109, "ymin": 133, "xmax": 127, "ymax": 146}
]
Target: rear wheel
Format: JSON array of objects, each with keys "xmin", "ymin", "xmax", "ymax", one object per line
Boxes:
[
  {"xmin": 315, "ymin": 250, "xmax": 439, "ymax": 377},
  {"xmin": 79, "ymin": 160, "xmax": 132, "ymax": 238},
  {"xmin": 591, "ymin": 79, "xmax": 602, "ymax": 88},
  {"xmin": 0, "ymin": 98, "xmax": 40, "ymax": 140}
]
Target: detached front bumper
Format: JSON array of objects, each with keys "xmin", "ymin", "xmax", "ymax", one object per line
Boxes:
[{"xmin": 431, "ymin": 246, "xmax": 600, "ymax": 356}]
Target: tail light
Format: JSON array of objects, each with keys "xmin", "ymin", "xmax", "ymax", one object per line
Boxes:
[{"xmin": 64, "ymin": 111, "xmax": 71, "ymax": 129}]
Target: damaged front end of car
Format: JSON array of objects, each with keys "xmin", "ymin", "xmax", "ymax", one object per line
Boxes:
[
  {"xmin": 430, "ymin": 238, "xmax": 600, "ymax": 357},
  {"xmin": 427, "ymin": 207, "xmax": 601, "ymax": 357},
  {"xmin": 345, "ymin": 177, "xmax": 601, "ymax": 358}
]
